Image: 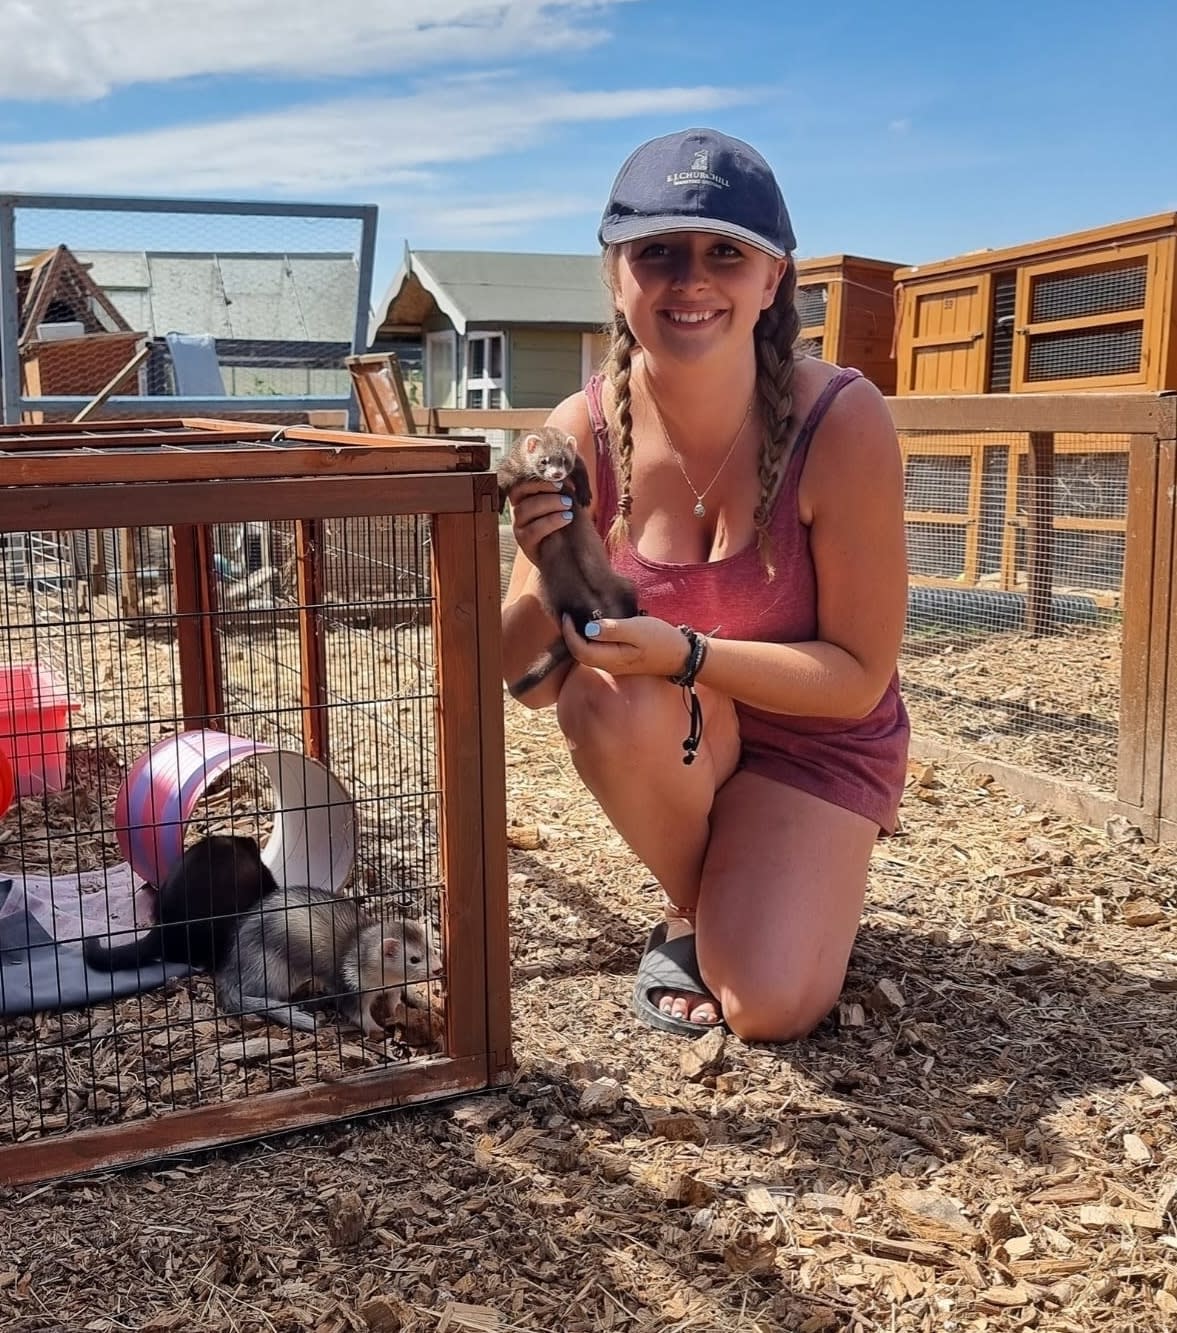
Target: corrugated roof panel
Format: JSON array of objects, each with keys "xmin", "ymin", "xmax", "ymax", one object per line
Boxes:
[
  {"xmin": 74, "ymin": 249, "xmax": 153, "ymax": 290},
  {"xmin": 147, "ymin": 256, "xmax": 235, "ymax": 337},
  {"xmin": 216, "ymin": 256, "xmax": 309, "ymax": 340},
  {"xmin": 284, "ymin": 257, "xmax": 358, "ymax": 340}
]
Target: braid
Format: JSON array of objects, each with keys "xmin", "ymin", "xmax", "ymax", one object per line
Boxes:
[
  {"xmin": 603, "ymin": 309, "xmax": 637, "ymax": 552},
  {"xmin": 752, "ymin": 262, "xmax": 801, "ymax": 579}
]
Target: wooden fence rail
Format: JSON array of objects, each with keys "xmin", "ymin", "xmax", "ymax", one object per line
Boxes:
[{"xmin": 417, "ymin": 394, "xmax": 1176, "ymax": 843}]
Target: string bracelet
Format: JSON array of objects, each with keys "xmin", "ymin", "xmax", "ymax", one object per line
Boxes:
[{"xmin": 667, "ymin": 625, "xmax": 709, "ymax": 764}]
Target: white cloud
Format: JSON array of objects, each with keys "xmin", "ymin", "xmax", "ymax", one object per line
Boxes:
[
  {"xmin": 413, "ymin": 194, "xmax": 596, "ymax": 233},
  {"xmin": 888, "ymin": 118, "xmax": 912, "ymax": 134},
  {"xmin": 0, "ymin": 80, "xmax": 755, "ymax": 195},
  {"xmin": 1, "ymin": 0, "xmax": 633, "ymax": 100}
]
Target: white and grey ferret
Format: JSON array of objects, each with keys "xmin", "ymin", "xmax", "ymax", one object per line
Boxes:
[{"xmin": 215, "ymin": 884, "xmax": 443, "ymax": 1037}]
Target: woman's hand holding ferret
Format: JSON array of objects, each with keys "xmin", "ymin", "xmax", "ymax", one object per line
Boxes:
[
  {"xmin": 562, "ymin": 613, "xmax": 693, "ymax": 679},
  {"xmin": 506, "ymin": 480, "xmax": 574, "ymax": 564}
]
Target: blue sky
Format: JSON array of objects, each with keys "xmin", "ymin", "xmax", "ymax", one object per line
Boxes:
[{"xmin": 3, "ymin": 0, "xmax": 1176, "ymax": 297}]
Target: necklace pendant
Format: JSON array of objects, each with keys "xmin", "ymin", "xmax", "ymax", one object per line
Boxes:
[{"xmin": 693, "ymin": 500, "xmax": 706, "ymax": 519}]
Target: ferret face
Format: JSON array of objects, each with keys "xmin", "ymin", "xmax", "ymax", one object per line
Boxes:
[
  {"xmin": 522, "ymin": 431, "xmax": 577, "ymax": 485},
  {"xmin": 381, "ymin": 920, "xmax": 444, "ymax": 986}
]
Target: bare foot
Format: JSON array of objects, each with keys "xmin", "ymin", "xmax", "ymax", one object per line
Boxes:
[{"xmin": 652, "ymin": 917, "xmax": 722, "ymax": 1026}]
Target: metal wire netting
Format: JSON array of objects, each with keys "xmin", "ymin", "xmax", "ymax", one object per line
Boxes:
[
  {"xmin": 0, "ymin": 514, "xmax": 444, "ymax": 1144},
  {"xmin": 899, "ymin": 430, "xmax": 1124, "ymax": 794}
]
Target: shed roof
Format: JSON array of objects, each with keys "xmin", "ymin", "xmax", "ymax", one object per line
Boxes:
[
  {"xmin": 15, "ymin": 248, "xmax": 360, "ymax": 343},
  {"xmin": 370, "ymin": 249, "xmax": 610, "ymax": 340}
]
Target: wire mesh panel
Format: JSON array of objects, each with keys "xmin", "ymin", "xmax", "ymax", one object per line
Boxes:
[
  {"xmin": 0, "ymin": 429, "xmax": 508, "ymax": 1182},
  {"xmin": 1, "ymin": 194, "xmax": 376, "ymax": 426},
  {"xmin": 1019, "ymin": 252, "xmax": 1152, "ymax": 389},
  {"xmin": 899, "ymin": 428, "xmax": 1127, "ymax": 796}
]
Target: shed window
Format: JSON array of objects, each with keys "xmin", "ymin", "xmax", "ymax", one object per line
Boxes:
[{"xmin": 466, "ymin": 332, "xmax": 505, "ymax": 409}]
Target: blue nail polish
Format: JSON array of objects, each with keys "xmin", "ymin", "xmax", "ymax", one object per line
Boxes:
[
  {"xmin": 560, "ymin": 494, "xmax": 573, "ymax": 509},
  {"xmin": 584, "ymin": 620, "xmax": 601, "ymax": 638}
]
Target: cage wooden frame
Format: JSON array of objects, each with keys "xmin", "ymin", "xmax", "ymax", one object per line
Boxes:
[
  {"xmin": 893, "ymin": 212, "xmax": 1177, "ymax": 397},
  {"xmin": 0, "ymin": 418, "xmax": 512, "ymax": 1185},
  {"xmin": 409, "ymin": 395, "xmax": 1177, "ymax": 845}
]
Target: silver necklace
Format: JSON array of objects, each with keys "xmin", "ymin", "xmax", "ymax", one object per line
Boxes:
[{"xmin": 647, "ymin": 390, "xmax": 754, "ymax": 519}]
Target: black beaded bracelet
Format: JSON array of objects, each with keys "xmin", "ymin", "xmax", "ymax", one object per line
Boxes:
[
  {"xmin": 667, "ymin": 625, "xmax": 709, "ymax": 764},
  {"xmin": 668, "ymin": 625, "xmax": 708, "ymax": 688}
]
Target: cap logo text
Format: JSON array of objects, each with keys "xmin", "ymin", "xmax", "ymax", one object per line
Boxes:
[{"xmin": 666, "ymin": 146, "xmax": 730, "ymax": 191}]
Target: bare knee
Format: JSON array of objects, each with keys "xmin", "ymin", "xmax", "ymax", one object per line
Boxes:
[
  {"xmin": 701, "ymin": 952, "xmax": 845, "ymax": 1044},
  {"xmin": 556, "ymin": 668, "xmax": 672, "ymax": 756}
]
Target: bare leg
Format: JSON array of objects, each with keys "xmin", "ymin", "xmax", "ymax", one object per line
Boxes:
[
  {"xmin": 556, "ymin": 667, "xmax": 740, "ymax": 1023},
  {"xmin": 696, "ymin": 775, "xmax": 878, "ymax": 1042}
]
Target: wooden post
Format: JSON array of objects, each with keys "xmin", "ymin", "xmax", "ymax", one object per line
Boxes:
[
  {"xmin": 1118, "ymin": 433, "xmax": 1159, "ymax": 813},
  {"xmin": 295, "ymin": 518, "xmax": 328, "ymax": 763},
  {"xmin": 172, "ymin": 524, "xmax": 225, "ymax": 730},
  {"xmin": 431, "ymin": 498, "xmax": 500, "ymax": 1078},
  {"xmin": 1156, "ymin": 424, "xmax": 1177, "ymax": 834},
  {"xmin": 471, "ymin": 475, "xmax": 513, "ymax": 1081},
  {"xmin": 1024, "ymin": 432, "xmax": 1056, "ymax": 635},
  {"xmin": 118, "ymin": 527, "xmax": 141, "ymax": 619}
]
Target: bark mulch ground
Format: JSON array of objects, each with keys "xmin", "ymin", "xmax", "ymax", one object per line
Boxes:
[{"xmin": 0, "ymin": 695, "xmax": 1174, "ymax": 1333}]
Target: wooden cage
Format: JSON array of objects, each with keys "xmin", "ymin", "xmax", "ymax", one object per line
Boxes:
[
  {"xmin": 0, "ymin": 418, "xmax": 511, "ymax": 1184},
  {"xmin": 795, "ymin": 254, "xmax": 903, "ymax": 394},
  {"xmin": 893, "ymin": 212, "xmax": 1177, "ymax": 397},
  {"xmin": 889, "ymin": 213, "xmax": 1177, "ymax": 606}
]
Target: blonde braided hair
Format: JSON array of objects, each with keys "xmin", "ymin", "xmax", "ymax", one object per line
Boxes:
[
  {"xmin": 751, "ymin": 261, "xmax": 801, "ymax": 579},
  {"xmin": 600, "ymin": 249, "xmax": 800, "ymax": 577},
  {"xmin": 602, "ymin": 305, "xmax": 637, "ymax": 552}
]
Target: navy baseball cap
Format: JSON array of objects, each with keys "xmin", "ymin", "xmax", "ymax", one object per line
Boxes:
[{"xmin": 598, "ymin": 128, "xmax": 796, "ymax": 258}]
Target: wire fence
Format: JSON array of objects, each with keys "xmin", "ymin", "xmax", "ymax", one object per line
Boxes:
[{"xmin": 1, "ymin": 192, "xmax": 377, "ymax": 426}]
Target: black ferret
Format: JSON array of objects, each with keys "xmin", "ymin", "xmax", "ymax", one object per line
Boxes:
[
  {"xmin": 83, "ymin": 834, "xmax": 279, "ymax": 974},
  {"xmin": 498, "ymin": 427, "xmax": 639, "ymax": 698}
]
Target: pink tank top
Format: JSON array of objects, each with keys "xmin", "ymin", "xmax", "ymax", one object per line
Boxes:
[{"xmin": 584, "ymin": 368, "xmax": 909, "ymax": 833}]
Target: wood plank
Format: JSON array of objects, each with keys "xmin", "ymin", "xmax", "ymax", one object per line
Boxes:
[
  {"xmin": 0, "ymin": 441, "xmax": 489, "ymax": 485},
  {"xmin": 0, "ymin": 421, "xmax": 273, "ymax": 447},
  {"xmin": 1157, "ymin": 435, "xmax": 1177, "ymax": 823},
  {"xmin": 0, "ymin": 474, "xmax": 480, "ymax": 531},
  {"xmin": 171, "ymin": 525, "xmax": 224, "ymax": 730},
  {"xmin": 0, "ymin": 1055, "xmax": 486, "ymax": 1187},
  {"xmin": 903, "ymin": 512, "xmax": 973, "ymax": 526},
  {"xmin": 430, "ymin": 511, "xmax": 490, "ymax": 1072},
  {"xmin": 888, "ymin": 394, "xmax": 1173, "ymax": 435},
  {"xmin": 347, "ymin": 353, "xmax": 417, "ymax": 435},
  {"xmin": 1144, "ymin": 436, "xmax": 1175, "ymax": 816},
  {"xmin": 72, "ymin": 343, "xmax": 152, "ymax": 423},
  {"xmin": 1115, "ymin": 434, "xmax": 1155, "ymax": 807},
  {"xmin": 295, "ymin": 519, "xmax": 329, "ymax": 763},
  {"xmin": 909, "ymin": 733, "xmax": 1156, "ymax": 840},
  {"xmin": 963, "ymin": 442, "xmax": 984, "ymax": 583},
  {"xmin": 471, "ymin": 482, "xmax": 514, "ymax": 1083},
  {"xmin": 1024, "ymin": 432, "xmax": 1056, "ymax": 635},
  {"xmin": 416, "ymin": 407, "xmax": 549, "ymax": 431},
  {"xmin": 1000, "ymin": 439, "xmax": 1021, "ymax": 591}
]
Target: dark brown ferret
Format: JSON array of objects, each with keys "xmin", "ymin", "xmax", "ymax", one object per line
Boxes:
[
  {"xmin": 497, "ymin": 427, "xmax": 639, "ymax": 698},
  {"xmin": 83, "ymin": 834, "xmax": 279, "ymax": 974}
]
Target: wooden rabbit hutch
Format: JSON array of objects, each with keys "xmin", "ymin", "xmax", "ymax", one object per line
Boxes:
[
  {"xmin": 891, "ymin": 212, "xmax": 1177, "ymax": 605},
  {"xmin": 795, "ymin": 254, "xmax": 903, "ymax": 394},
  {"xmin": 0, "ymin": 418, "xmax": 511, "ymax": 1184},
  {"xmin": 16, "ymin": 245, "xmax": 147, "ymax": 423}
]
